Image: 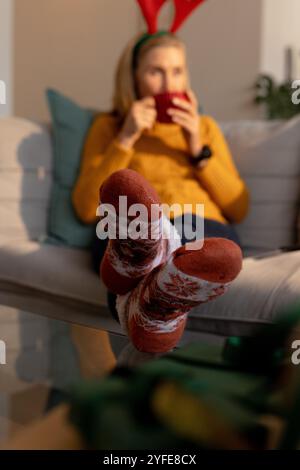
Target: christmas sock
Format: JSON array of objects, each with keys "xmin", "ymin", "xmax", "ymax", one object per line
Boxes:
[
  {"xmin": 116, "ymin": 237, "xmax": 243, "ymax": 354},
  {"xmin": 99, "ymin": 169, "xmax": 181, "ymax": 295}
]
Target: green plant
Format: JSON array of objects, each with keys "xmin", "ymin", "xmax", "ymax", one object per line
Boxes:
[{"xmin": 254, "ymin": 74, "xmax": 300, "ymax": 120}]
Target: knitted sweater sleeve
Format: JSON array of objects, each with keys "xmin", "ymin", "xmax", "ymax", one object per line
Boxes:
[
  {"xmin": 195, "ymin": 116, "xmax": 249, "ymax": 223},
  {"xmin": 72, "ymin": 115, "xmax": 134, "ymax": 224}
]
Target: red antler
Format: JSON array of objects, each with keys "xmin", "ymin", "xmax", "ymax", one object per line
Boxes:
[
  {"xmin": 137, "ymin": 0, "xmax": 168, "ymax": 34},
  {"xmin": 170, "ymin": 0, "xmax": 206, "ymax": 33}
]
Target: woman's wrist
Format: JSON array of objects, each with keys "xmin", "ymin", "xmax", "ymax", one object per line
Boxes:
[
  {"xmin": 188, "ymin": 134, "xmax": 203, "ymax": 158},
  {"xmin": 189, "ymin": 145, "xmax": 213, "ymax": 168},
  {"xmin": 190, "ymin": 143, "xmax": 203, "ymax": 158},
  {"xmin": 196, "ymin": 158, "xmax": 210, "ymax": 170},
  {"xmin": 117, "ymin": 132, "xmax": 138, "ymax": 150}
]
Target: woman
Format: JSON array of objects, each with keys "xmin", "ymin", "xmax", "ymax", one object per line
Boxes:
[
  {"xmin": 72, "ymin": 32, "xmax": 249, "ymax": 325},
  {"xmin": 53, "ymin": 31, "xmax": 249, "ymax": 412},
  {"xmin": 73, "ymin": 32, "xmax": 248, "ymax": 254}
]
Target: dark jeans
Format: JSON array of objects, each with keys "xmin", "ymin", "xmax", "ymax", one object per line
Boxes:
[{"xmin": 91, "ymin": 216, "xmax": 241, "ymax": 323}]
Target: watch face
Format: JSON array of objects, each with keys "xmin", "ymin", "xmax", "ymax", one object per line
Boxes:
[
  {"xmin": 202, "ymin": 145, "xmax": 212, "ymax": 159},
  {"xmin": 190, "ymin": 146, "xmax": 212, "ymax": 167}
]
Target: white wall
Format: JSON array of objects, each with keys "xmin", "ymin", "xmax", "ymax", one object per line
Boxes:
[
  {"xmin": 180, "ymin": 0, "xmax": 263, "ymax": 120},
  {"xmin": 14, "ymin": 0, "xmax": 263, "ymax": 121},
  {"xmin": 260, "ymin": 0, "xmax": 300, "ymax": 82},
  {"xmin": 9, "ymin": 0, "xmax": 300, "ymax": 120},
  {"xmin": 0, "ymin": 0, "xmax": 13, "ymax": 116},
  {"xmin": 14, "ymin": 0, "xmax": 139, "ymax": 121},
  {"xmin": 10, "ymin": 1, "xmax": 300, "ymax": 121}
]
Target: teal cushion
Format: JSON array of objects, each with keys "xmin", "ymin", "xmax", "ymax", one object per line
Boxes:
[{"xmin": 46, "ymin": 89, "xmax": 95, "ymax": 248}]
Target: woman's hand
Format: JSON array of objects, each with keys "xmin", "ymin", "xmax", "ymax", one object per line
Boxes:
[
  {"xmin": 118, "ymin": 97, "xmax": 157, "ymax": 150},
  {"xmin": 167, "ymin": 89, "xmax": 202, "ymax": 158}
]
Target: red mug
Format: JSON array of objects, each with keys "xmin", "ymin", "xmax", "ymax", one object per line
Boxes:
[{"xmin": 154, "ymin": 91, "xmax": 190, "ymax": 124}]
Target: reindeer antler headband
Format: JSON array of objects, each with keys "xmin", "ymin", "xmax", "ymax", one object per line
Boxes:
[{"xmin": 133, "ymin": 0, "xmax": 206, "ymax": 67}]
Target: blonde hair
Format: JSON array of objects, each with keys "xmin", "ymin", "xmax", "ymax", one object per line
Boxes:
[{"xmin": 112, "ymin": 33, "xmax": 188, "ymax": 125}]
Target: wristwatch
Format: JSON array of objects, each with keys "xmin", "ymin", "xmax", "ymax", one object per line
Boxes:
[{"xmin": 189, "ymin": 145, "xmax": 212, "ymax": 167}]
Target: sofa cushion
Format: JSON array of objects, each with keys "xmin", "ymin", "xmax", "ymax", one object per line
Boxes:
[
  {"xmin": 1, "ymin": 240, "xmax": 300, "ymax": 338},
  {"xmin": 222, "ymin": 116, "xmax": 300, "ymax": 251},
  {"xmin": 46, "ymin": 89, "xmax": 95, "ymax": 249},
  {"xmin": 188, "ymin": 249, "xmax": 300, "ymax": 336},
  {"xmin": 0, "ymin": 118, "xmax": 52, "ymax": 244}
]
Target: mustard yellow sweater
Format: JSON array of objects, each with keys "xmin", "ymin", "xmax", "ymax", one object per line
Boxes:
[{"xmin": 72, "ymin": 113, "xmax": 249, "ymax": 225}]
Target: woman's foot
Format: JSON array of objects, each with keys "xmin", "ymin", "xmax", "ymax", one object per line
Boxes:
[
  {"xmin": 99, "ymin": 169, "xmax": 181, "ymax": 295},
  {"xmin": 117, "ymin": 238, "xmax": 243, "ymax": 353}
]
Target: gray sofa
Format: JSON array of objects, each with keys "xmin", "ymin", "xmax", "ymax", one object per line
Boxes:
[{"xmin": 1, "ymin": 115, "xmax": 300, "ymax": 342}]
